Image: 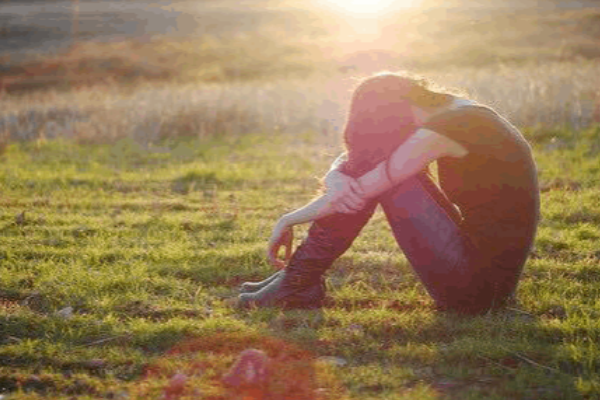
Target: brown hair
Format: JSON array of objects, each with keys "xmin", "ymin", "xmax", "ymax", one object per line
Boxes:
[
  {"xmin": 339, "ymin": 72, "xmax": 454, "ymax": 178},
  {"xmin": 388, "ymin": 71, "xmax": 456, "ymax": 110}
]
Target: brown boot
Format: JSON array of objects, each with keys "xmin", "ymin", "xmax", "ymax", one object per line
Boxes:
[{"xmin": 237, "ymin": 270, "xmax": 325, "ymax": 309}]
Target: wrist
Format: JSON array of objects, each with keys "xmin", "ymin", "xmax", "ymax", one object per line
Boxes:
[
  {"xmin": 358, "ymin": 162, "xmax": 391, "ymax": 200},
  {"xmin": 382, "ymin": 160, "xmax": 395, "ymax": 188},
  {"xmin": 324, "ymin": 169, "xmax": 343, "ymax": 186},
  {"xmin": 279, "ymin": 214, "xmax": 294, "ymax": 228}
]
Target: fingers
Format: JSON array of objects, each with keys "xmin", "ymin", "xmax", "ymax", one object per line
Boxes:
[
  {"xmin": 282, "ymin": 227, "xmax": 293, "ymax": 262},
  {"xmin": 333, "ymin": 192, "xmax": 366, "ymax": 213},
  {"xmin": 268, "ymin": 247, "xmax": 285, "ymax": 269},
  {"xmin": 330, "ymin": 178, "xmax": 366, "ymax": 212},
  {"xmin": 345, "ymin": 191, "xmax": 366, "ymax": 210},
  {"xmin": 267, "ymin": 246, "xmax": 279, "ymax": 267},
  {"xmin": 267, "ymin": 239, "xmax": 282, "ymax": 267},
  {"xmin": 267, "ymin": 230, "xmax": 293, "ymax": 269},
  {"xmin": 333, "ymin": 200, "xmax": 359, "ymax": 214},
  {"xmin": 269, "ymin": 247, "xmax": 289, "ymax": 269},
  {"xmin": 349, "ymin": 179, "xmax": 365, "ymax": 197},
  {"xmin": 284, "ymin": 238, "xmax": 292, "ymax": 262}
]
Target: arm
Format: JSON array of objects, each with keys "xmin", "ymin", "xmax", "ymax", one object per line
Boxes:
[
  {"xmin": 357, "ymin": 128, "xmax": 467, "ymax": 199},
  {"xmin": 267, "ymin": 194, "xmax": 339, "ymax": 268},
  {"xmin": 267, "ymin": 130, "xmax": 466, "ymax": 267},
  {"xmin": 275, "ymin": 129, "xmax": 465, "ymax": 227},
  {"xmin": 328, "ymin": 152, "xmax": 348, "ymax": 173},
  {"xmin": 277, "ymin": 194, "xmax": 337, "ymax": 228},
  {"xmin": 267, "ymin": 153, "xmax": 362, "ymax": 268},
  {"xmin": 323, "ymin": 152, "xmax": 369, "ymax": 213}
]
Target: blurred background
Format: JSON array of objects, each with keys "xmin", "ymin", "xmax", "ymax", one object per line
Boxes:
[{"xmin": 1, "ymin": 0, "xmax": 600, "ymax": 146}]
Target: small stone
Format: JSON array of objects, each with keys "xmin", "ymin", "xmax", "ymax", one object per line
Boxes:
[
  {"xmin": 318, "ymin": 356, "xmax": 348, "ymax": 367},
  {"xmin": 346, "ymin": 324, "xmax": 364, "ymax": 334},
  {"xmin": 56, "ymin": 306, "xmax": 74, "ymax": 319},
  {"xmin": 222, "ymin": 349, "xmax": 270, "ymax": 388},
  {"xmin": 15, "ymin": 211, "xmax": 26, "ymax": 225},
  {"xmin": 544, "ymin": 137, "xmax": 567, "ymax": 151},
  {"xmin": 541, "ymin": 305, "xmax": 567, "ymax": 320}
]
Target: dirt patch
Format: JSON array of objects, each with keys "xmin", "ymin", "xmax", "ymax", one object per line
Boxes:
[{"xmin": 140, "ymin": 333, "xmax": 326, "ymax": 400}]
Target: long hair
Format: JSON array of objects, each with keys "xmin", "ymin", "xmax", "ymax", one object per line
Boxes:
[{"xmin": 338, "ymin": 72, "xmax": 455, "ymax": 178}]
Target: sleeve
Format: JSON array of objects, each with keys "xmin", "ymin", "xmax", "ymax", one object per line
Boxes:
[{"xmin": 423, "ymin": 107, "xmax": 506, "ymax": 155}]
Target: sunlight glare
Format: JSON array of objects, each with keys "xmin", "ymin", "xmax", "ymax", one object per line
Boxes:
[{"xmin": 323, "ymin": 0, "xmax": 420, "ymax": 16}]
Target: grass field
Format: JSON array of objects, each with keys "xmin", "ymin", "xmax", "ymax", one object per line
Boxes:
[
  {"xmin": 1, "ymin": 0, "xmax": 600, "ymax": 398},
  {"xmin": 0, "ymin": 117, "xmax": 599, "ymax": 399},
  {"xmin": 2, "ymin": 0, "xmax": 600, "ymax": 93}
]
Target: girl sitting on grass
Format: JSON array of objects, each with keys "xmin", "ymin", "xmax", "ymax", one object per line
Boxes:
[{"xmin": 238, "ymin": 72, "xmax": 540, "ymax": 315}]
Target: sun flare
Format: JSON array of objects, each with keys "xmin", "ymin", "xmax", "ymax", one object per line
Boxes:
[{"xmin": 323, "ymin": 0, "xmax": 420, "ymax": 16}]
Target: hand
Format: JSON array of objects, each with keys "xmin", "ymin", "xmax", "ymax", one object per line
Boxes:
[
  {"xmin": 267, "ymin": 218, "xmax": 294, "ymax": 269},
  {"xmin": 323, "ymin": 170, "xmax": 366, "ymax": 214}
]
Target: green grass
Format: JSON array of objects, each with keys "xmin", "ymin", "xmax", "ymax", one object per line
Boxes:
[
  {"xmin": 0, "ymin": 122, "xmax": 599, "ymax": 399},
  {"xmin": 2, "ymin": 1, "xmax": 600, "ymax": 398}
]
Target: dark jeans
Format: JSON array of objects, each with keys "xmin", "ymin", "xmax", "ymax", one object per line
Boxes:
[{"xmin": 285, "ymin": 172, "xmax": 527, "ymax": 314}]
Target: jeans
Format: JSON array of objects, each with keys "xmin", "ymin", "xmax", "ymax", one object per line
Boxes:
[{"xmin": 281, "ymin": 171, "xmax": 527, "ymax": 314}]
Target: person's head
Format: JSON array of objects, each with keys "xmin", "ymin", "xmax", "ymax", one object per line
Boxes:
[{"xmin": 339, "ymin": 72, "xmax": 455, "ymax": 177}]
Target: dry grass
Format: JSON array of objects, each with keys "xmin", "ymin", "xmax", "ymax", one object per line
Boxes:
[
  {"xmin": 2, "ymin": 1, "xmax": 600, "ymax": 95},
  {"xmin": 2, "ymin": 61, "xmax": 600, "ymax": 150},
  {"xmin": 1, "ymin": 1, "xmax": 600, "ymax": 153},
  {"xmin": 0, "ymin": 34, "xmax": 323, "ymax": 94}
]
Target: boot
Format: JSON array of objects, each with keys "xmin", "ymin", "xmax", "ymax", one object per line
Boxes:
[
  {"xmin": 239, "ymin": 270, "xmax": 283, "ymax": 293},
  {"xmin": 237, "ymin": 269, "xmax": 325, "ymax": 309},
  {"xmin": 237, "ymin": 204, "xmax": 377, "ymax": 310}
]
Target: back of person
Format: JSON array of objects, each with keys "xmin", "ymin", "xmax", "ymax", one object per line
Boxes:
[{"xmin": 425, "ymin": 104, "xmax": 539, "ymax": 263}]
